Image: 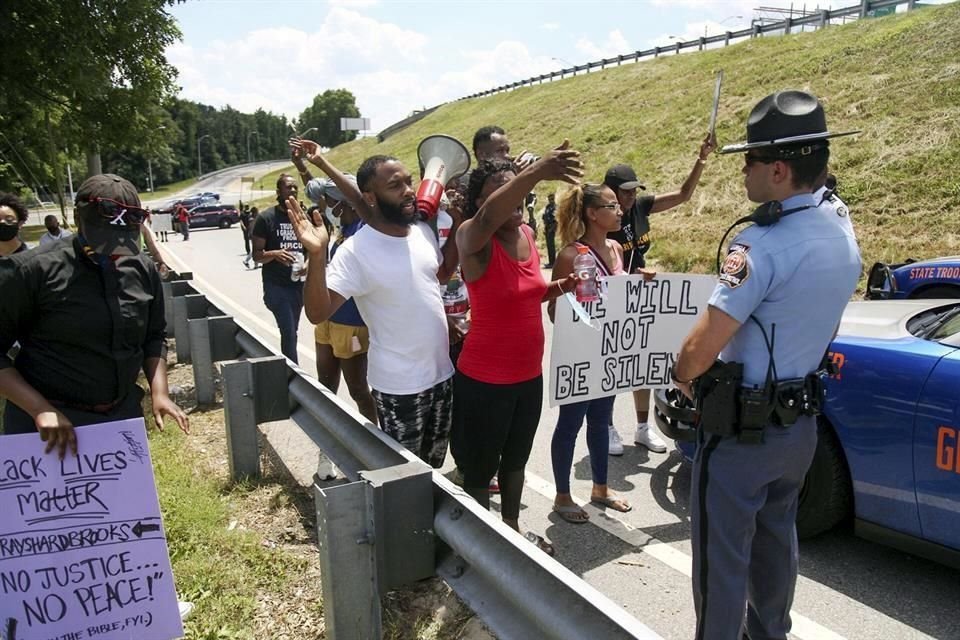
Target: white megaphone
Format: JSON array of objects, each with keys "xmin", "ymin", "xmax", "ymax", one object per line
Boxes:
[{"xmin": 416, "ymin": 134, "xmax": 471, "ymax": 219}]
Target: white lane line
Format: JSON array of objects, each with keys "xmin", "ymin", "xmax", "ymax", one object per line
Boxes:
[
  {"xmin": 160, "ymin": 243, "xmax": 317, "ymax": 365},
  {"xmin": 524, "ymin": 471, "xmax": 847, "ymax": 640}
]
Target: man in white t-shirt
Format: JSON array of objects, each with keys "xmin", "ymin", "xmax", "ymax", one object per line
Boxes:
[{"xmin": 286, "ymin": 140, "xmax": 456, "ymax": 468}]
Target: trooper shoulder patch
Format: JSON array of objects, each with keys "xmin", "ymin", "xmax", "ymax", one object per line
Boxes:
[
  {"xmin": 836, "ymin": 204, "xmax": 849, "ymax": 218},
  {"xmin": 719, "ymin": 244, "xmax": 750, "ymax": 288}
]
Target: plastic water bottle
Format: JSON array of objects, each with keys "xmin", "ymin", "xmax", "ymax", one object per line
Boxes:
[
  {"xmin": 574, "ymin": 245, "xmax": 599, "ymax": 302},
  {"xmin": 443, "ymin": 270, "xmax": 471, "ymax": 333},
  {"xmin": 290, "ymin": 252, "xmax": 306, "ymax": 283}
]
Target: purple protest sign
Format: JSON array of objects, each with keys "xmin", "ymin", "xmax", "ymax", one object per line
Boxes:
[{"xmin": 0, "ymin": 418, "xmax": 183, "ymax": 640}]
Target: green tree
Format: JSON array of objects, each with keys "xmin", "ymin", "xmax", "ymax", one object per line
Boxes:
[
  {"xmin": 297, "ymin": 89, "xmax": 361, "ymax": 147},
  {"xmin": 0, "ymin": 0, "xmax": 184, "ymax": 196}
]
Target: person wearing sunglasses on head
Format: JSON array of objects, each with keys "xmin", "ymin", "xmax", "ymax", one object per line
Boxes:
[
  {"xmin": 0, "ymin": 174, "xmax": 189, "ymax": 458},
  {"xmin": 0, "ymin": 193, "xmax": 30, "ymax": 257}
]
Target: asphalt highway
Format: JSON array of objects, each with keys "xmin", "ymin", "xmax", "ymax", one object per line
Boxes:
[{"xmin": 159, "ymin": 224, "xmax": 958, "ymax": 640}]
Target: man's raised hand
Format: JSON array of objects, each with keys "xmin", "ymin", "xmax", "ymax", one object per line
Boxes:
[
  {"xmin": 531, "ymin": 140, "xmax": 583, "ymax": 186},
  {"xmin": 289, "ymin": 137, "xmax": 322, "ymax": 164},
  {"xmin": 286, "ymin": 196, "xmax": 329, "ymax": 256}
]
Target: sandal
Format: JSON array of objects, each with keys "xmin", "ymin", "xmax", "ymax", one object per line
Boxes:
[
  {"xmin": 552, "ymin": 503, "xmax": 590, "ymax": 524},
  {"xmin": 590, "ymin": 494, "xmax": 633, "ymax": 513},
  {"xmin": 524, "ymin": 531, "xmax": 555, "ymax": 556}
]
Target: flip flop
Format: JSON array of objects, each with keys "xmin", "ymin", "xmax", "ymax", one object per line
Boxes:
[
  {"xmin": 590, "ymin": 495, "xmax": 633, "ymax": 513},
  {"xmin": 552, "ymin": 503, "xmax": 590, "ymax": 524},
  {"xmin": 524, "ymin": 531, "xmax": 555, "ymax": 556}
]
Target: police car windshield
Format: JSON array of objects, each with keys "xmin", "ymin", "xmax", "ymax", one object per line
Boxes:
[{"xmin": 925, "ymin": 304, "xmax": 960, "ymax": 345}]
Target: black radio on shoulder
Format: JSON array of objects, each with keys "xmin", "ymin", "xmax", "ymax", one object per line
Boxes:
[{"xmin": 748, "ymin": 201, "xmax": 784, "ymax": 226}]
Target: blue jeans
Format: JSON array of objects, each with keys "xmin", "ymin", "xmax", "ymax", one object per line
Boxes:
[
  {"xmin": 263, "ymin": 282, "xmax": 303, "ymax": 364},
  {"xmin": 551, "ymin": 395, "xmax": 615, "ymax": 494}
]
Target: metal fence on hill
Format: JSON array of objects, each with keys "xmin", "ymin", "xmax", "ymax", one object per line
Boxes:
[{"xmin": 377, "ymin": 0, "xmax": 922, "ymax": 141}]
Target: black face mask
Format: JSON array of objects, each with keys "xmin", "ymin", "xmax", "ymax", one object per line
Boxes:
[{"xmin": 0, "ymin": 224, "xmax": 19, "ymax": 242}]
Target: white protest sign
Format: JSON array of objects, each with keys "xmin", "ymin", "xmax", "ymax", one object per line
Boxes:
[
  {"xmin": 549, "ymin": 273, "xmax": 716, "ymax": 406},
  {"xmin": 150, "ymin": 214, "xmax": 173, "ymax": 233}
]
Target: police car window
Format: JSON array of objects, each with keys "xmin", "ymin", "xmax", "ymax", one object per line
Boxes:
[
  {"xmin": 907, "ymin": 305, "xmax": 958, "ymax": 340},
  {"xmin": 929, "ymin": 306, "xmax": 960, "ymax": 343}
]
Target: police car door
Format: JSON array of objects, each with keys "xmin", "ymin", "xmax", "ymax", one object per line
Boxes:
[{"xmin": 913, "ymin": 341, "xmax": 960, "ymax": 552}]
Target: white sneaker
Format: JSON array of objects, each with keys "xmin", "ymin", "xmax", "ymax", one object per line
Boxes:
[
  {"xmin": 608, "ymin": 425, "xmax": 624, "ymax": 456},
  {"xmin": 634, "ymin": 423, "xmax": 667, "ymax": 453}
]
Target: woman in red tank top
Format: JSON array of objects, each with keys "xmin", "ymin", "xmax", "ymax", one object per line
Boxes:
[{"xmin": 452, "ymin": 145, "xmax": 582, "ymax": 555}]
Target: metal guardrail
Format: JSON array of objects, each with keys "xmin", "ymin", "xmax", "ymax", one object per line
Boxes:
[{"xmin": 161, "ymin": 273, "xmax": 663, "ymax": 640}]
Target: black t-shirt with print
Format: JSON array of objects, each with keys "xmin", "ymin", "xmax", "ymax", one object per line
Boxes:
[
  {"xmin": 251, "ymin": 205, "xmax": 305, "ymax": 287},
  {"xmin": 607, "ymin": 194, "xmax": 655, "ymax": 271}
]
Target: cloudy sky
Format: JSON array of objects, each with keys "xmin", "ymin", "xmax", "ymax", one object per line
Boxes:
[{"xmin": 166, "ymin": 0, "xmax": 901, "ymax": 132}]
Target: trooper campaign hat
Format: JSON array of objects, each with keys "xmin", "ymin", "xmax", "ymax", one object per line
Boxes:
[
  {"xmin": 719, "ymin": 90, "xmax": 858, "ymax": 157},
  {"xmin": 604, "ymin": 164, "xmax": 646, "ymax": 191}
]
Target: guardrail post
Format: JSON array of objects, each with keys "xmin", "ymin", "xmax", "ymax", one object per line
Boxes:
[
  {"xmin": 316, "ymin": 481, "xmax": 382, "ymax": 640},
  {"xmin": 698, "ymin": 36, "xmax": 705, "ymax": 51},
  {"xmin": 188, "ymin": 316, "xmax": 215, "ymax": 405},
  {"xmin": 725, "ymin": 30, "xmax": 732, "ymax": 46},
  {"xmin": 165, "ymin": 280, "xmax": 193, "ymax": 347},
  {"xmin": 785, "ymin": 16, "xmax": 793, "ymax": 34},
  {"xmin": 752, "ymin": 22, "xmax": 761, "ymax": 38},
  {"xmin": 820, "ymin": 9, "xmax": 830, "ymax": 27},
  {"xmin": 221, "ymin": 356, "xmax": 289, "ymax": 480},
  {"xmin": 173, "ymin": 293, "xmax": 208, "ymax": 364},
  {"xmin": 654, "ymin": 46, "xmax": 660, "ymax": 58},
  {"xmin": 675, "ymin": 41, "xmax": 682, "ymax": 54},
  {"xmin": 361, "ymin": 461, "xmax": 435, "ymax": 589},
  {"xmin": 860, "ymin": 0, "xmax": 870, "ymax": 17}
]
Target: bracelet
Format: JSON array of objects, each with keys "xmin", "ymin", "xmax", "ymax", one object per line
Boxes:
[
  {"xmin": 697, "ymin": 157, "xmax": 707, "ymax": 166},
  {"xmin": 670, "ymin": 367, "xmax": 692, "ymax": 385}
]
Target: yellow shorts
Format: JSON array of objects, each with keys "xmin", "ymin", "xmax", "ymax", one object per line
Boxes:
[{"xmin": 314, "ymin": 321, "xmax": 370, "ymax": 359}]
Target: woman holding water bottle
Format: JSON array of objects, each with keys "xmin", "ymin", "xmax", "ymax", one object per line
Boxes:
[
  {"xmin": 546, "ymin": 183, "xmax": 654, "ymax": 523},
  {"xmin": 452, "ymin": 144, "xmax": 581, "ymax": 555}
]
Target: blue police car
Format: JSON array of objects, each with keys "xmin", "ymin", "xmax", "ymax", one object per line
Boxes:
[
  {"xmin": 867, "ymin": 256, "xmax": 960, "ymax": 300},
  {"xmin": 659, "ymin": 299, "xmax": 960, "ymax": 568}
]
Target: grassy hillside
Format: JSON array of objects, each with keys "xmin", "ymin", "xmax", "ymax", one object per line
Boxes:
[{"xmin": 269, "ymin": 3, "xmax": 960, "ymax": 275}]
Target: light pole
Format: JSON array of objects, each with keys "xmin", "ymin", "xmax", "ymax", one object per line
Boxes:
[
  {"xmin": 707, "ymin": 15, "xmax": 743, "ymax": 37},
  {"xmin": 148, "ymin": 125, "xmax": 167, "ymax": 193},
  {"xmin": 246, "ymin": 131, "xmax": 259, "ymax": 163},
  {"xmin": 197, "ymin": 134, "xmax": 212, "ymax": 177},
  {"xmin": 298, "ymin": 127, "xmax": 318, "ymax": 139}
]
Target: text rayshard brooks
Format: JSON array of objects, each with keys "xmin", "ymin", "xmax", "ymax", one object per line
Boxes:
[
  {"xmin": 0, "ymin": 419, "xmax": 183, "ymax": 640},
  {"xmin": 549, "ymin": 274, "xmax": 716, "ymax": 407}
]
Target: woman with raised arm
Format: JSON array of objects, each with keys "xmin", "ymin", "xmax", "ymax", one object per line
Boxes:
[{"xmin": 451, "ymin": 142, "xmax": 582, "ymax": 555}]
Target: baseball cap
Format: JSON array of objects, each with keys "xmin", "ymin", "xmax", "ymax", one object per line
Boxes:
[
  {"xmin": 75, "ymin": 174, "xmax": 143, "ymax": 256},
  {"xmin": 305, "ymin": 174, "xmax": 358, "ymax": 205},
  {"xmin": 603, "ymin": 164, "xmax": 646, "ymax": 191},
  {"xmin": 324, "ymin": 174, "xmax": 358, "ymax": 203}
]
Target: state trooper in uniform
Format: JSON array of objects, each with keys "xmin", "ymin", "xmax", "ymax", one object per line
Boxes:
[{"xmin": 666, "ymin": 91, "xmax": 861, "ymax": 639}]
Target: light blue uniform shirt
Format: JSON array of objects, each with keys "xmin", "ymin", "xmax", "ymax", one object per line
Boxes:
[{"xmin": 708, "ymin": 193, "xmax": 862, "ymax": 388}]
